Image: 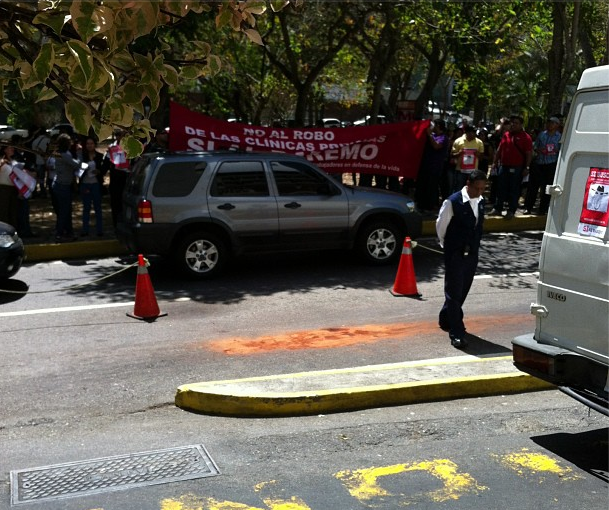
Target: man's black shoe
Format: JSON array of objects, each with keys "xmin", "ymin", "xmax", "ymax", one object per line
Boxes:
[{"xmin": 450, "ymin": 336, "xmax": 468, "ymax": 349}]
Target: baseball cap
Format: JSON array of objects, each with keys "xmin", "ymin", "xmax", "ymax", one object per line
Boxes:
[{"xmin": 548, "ymin": 116, "xmax": 560, "ymax": 123}]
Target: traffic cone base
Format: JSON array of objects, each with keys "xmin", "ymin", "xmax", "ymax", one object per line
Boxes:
[
  {"xmin": 390, "ymin": 237, "xmax": 422, "ymax": 299},
  {"xmin": 127, "ymin": 254, "xmax": 167, "ymax": 321}
]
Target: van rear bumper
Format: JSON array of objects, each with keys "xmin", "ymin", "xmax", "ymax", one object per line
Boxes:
[{"xmin": 512, "ymin": 334, "xmax": 608, "ymax": 416}]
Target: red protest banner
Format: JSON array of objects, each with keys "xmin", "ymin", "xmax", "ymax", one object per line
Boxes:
[{"xmin": 169, "ymin": 102, "xmax": 429, "ymax": 178}]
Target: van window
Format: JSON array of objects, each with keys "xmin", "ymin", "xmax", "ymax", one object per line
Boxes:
[
  {"xmin": 210, "ymin": 161, "xmax": 269, "ymax": 197},
  {"xmin": 575, "ymin": 91, "xmax": 609, "ymax": 133},
  {"xmin": 151, "ymin": 161, "xmax": 206, "ymax": 197}
]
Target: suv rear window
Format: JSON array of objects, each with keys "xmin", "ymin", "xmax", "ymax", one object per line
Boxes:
[{"xmin": 152, "ymin": 161, "xmax": 207, "ymax": 197}]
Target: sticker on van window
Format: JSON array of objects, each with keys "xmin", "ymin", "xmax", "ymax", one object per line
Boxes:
[{"xmin": 578, "ymin": 167, "xmax": 609, "ymax": 238}]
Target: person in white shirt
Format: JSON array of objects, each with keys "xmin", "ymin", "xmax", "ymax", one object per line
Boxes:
[
  {"xmin": 436, "ymin": 170, "xmax": 487, "ymax": 348},
  {"xmin": 0, "ymin": 145, "xmax": 19, "ymax": 226}
]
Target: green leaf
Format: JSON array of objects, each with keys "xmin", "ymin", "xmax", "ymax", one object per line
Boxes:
[
  {"xmin": 0, "ymin": 52, "xmax": 13, "ymax": 72},
  {"xmin": 162, "ymin": 64, "xmax": 179, "ymax": 89},
  {"xmin": 32, "ymin": 42, "xmax": 55, "ymax": 82},
  {"xmin": 242, "ymin": 1, "xmax": 267, "ymax": 16},
  {"xmin": 86, "ymin": 63, "xmax": 110, "ymax": 95},
  {"xmin": 109, "ymin": 50, "xmax": 135, "ymax": 73},
  {"xmin": 193, "ymin": 41, "xmax": 212, "ymax": 56},
  {"xmin": 131, "ymin": 2, "xmax": 159, "ymax": 40},
  {"xmin": 69, "ymin": 2, "xmax": 115, "ymax": 44},
  {"xmin": 36, "ymin": 87, "xmax": 58, "ymax": 102},
  {"xmin": 216, "ymin": 7, "xmax": 233, "ymax": 29},
  {"xmin": 164, "ymin": 1, "xmax": 191, "ymax": 17},
  {"xmin": 65, "ymin": 97, "xmax": 91, "ymax": 135},
  {"xmin": 122, "ymin": 135, "xmax": 144, "ymax": 159},
  {"xmin": 270, "ymin": 0, "xmax": 289, "ymax": 13},
  {"xmin": 91, "ymin": 119, "xmax": 114, "ymax": 143},
  {"xmin": 68, "ymin": 64, "xmax": 88, "ymax": 91},
  {"xmin": 142, "ymin": 83, "xmax": 160, "ymax": 113},
  {"xmin": 121, "ymin": 82, "xmax": 144, "ymax": 106},
  {"xmin": 179, "ymin": 65, "xmax": 201, "ymax": 80},
  {"xmin": 32, "ymin": 12, "xmax": 70, "ymax": 37},
  {"xmin": 67, "ymin": 40, "xmax": 94, "ymax": 85},
  {"xmin": 18, "ymin": 62, "xmax": 40, "ymax": 91},
  {"xmin": 0, "ymin": 80, "xmax": 9, "ymax": 112},
  {"xmin": 208, "ymin": 55, "xmax": 222, "ymax": 75},
  {"xmin": 70, "ymin": 0, "xmax": 97, "ymax": 43}
]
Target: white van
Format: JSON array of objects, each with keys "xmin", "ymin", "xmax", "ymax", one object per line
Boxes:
[{"xmin": 513, "ymin": 65, "xmax": 609, "ymax": 415}]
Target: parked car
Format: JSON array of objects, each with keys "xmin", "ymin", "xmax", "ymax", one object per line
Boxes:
[
  {"xmin": 0, "ymin": 125, "xmax": 29, "ymax": 142},
  {"xmin": 353, "ymin": 115, "xmax": 388, "ymax": 126},
  {"xmin": 321, "ymin": 118, "xmax": 342, "ymax": 128},
  {"xmin": 117, "ymin": 151, "xmax": 422, "ymax": 278},
  {"xmin": 0, "ymin": 222, "xmax": 25, "ymax": 280},
  {"xmin": 47, "ymin": 123, "xmax": 75, "ymax": 137}
]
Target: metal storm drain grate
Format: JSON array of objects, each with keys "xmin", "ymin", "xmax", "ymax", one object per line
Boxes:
[{"xmin": 10, "ymin": 444, "xmax": 220, "ymax": 505}]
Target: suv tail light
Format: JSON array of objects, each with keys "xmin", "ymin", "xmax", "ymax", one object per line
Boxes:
[{"xmin": 137, "ymin": 199, "xmax": 153, "ymax": 223}]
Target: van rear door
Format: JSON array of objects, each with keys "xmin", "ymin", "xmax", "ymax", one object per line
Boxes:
[{"xmin": 535, "ymin": 83, "xmax": 609, "ymax": 367}]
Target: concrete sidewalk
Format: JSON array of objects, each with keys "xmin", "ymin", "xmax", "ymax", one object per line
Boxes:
[{"xmin": 175, "ymin": 355, "xmax": 554, "ymax": 417}]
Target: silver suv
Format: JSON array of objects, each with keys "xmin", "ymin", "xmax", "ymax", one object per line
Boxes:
[{"xmin": 117, "ymin": 151, "xmax": 422, "ymax": 278}]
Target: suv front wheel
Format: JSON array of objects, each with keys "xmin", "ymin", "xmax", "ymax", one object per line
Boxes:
[
  {"xmin": 356, "ymin": 221, "xmax": 402, "ymax": 265},
  {"xmin": 175, "ymin": 232, "xmax": 227, "ymax": 279}
]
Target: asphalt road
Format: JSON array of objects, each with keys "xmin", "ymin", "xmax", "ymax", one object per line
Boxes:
[{"xmin": 1, "ymin": 231, "xmax": 607, "ymax": 509}]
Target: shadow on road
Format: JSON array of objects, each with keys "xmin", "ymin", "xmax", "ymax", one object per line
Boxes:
[
  {"xmin": 0, "ymin": 279, "xmax": 29, "ymax": 305},
  {"xmin": 461, "ymin": 333, "xmax": 512, "ymax": 356},
  {"xmin": 18, "ymin": 231, "xmax": 543, "ymax": 306},
  {"xmin": 532, "ymin": 427, "xmax": 609, "ymax": 483}
]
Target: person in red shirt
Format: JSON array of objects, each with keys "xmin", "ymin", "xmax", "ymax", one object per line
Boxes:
[{"xmin": 489, "ymin": 114, "xmax": 533, "ymax": 219}]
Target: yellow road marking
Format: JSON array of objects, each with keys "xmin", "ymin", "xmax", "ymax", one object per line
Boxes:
[
  {"xmin": 494, "ymin": 449, "xmax": 582, "ymax": 481},
  {"xmin": 160, "ymin": 491, "xmax": 311, "ymax": 510},
  {"xmin": 335, "ymin": 459, "xmax": 487, "ymax": 504}
]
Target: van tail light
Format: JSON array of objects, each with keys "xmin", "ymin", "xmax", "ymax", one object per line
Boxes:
[
  {"xmin": 513, "ymin": 344, "xmax": 555, "ymax": 376},
  {"xmin": 137, "ymin": 199, "xmax": 153, "ymax": 223}
]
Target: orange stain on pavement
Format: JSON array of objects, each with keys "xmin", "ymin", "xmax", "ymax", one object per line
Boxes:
[{"xmin": 204, "ymin": 314, "xmax": 530, "ymax": 355}]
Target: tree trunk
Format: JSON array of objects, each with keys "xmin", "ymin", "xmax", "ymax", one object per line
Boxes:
[
  {"xmin": 414, "ymin": 41, "xmax": 446, "ymax": 119},
  {"xmin": 547, "ymin": 1, "xmax": 580, "ymax": 115}
]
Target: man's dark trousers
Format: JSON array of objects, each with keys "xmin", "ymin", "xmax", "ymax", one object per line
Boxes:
[
  {"xmin": 440, "ymin": 250, "xmax": 478, "ymax": 338},
  {"xmin": 495, "ymin": 165, "xmax": 524, "ymax": 213}
]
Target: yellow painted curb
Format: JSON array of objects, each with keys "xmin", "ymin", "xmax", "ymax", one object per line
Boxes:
[
  {"xmin": 175, "ymin": 372, "xmax": 555, "ymax": 417},
  {"xmin": 25, "ymin": 240, "xmax": 127, "ymax": 262}
]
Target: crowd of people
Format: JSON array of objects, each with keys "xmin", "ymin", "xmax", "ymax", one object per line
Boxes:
[
  {"xmin": 413, "ymin": 114, "xmax": 563, "ymax": 218},
  {"xmin": 0, "ymin": 126, "xmax": 168, "ymax": 242},
  {"xmin": 0, "ymin": 114, "xmax": 560, "ymax": 244}
]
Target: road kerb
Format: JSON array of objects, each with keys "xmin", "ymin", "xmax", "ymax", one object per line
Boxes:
[
  {"xmin": 25, "ymin": 239, "xmax": 127, "ymax": 262},
  {"xmin": 175, "ymin": 369, "xmax": 555, "ymax": 417}
]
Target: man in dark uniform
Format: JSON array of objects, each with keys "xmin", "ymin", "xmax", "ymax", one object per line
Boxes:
[{"xmin": 436, "ymin": 169, "xmax": 488, "ymax": 348}]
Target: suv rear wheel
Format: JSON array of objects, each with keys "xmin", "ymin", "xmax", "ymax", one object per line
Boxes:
[
  {"xmin": 175, "ymin": 232, "xmax": 227, "ymax": 279},
  {"xmin": 356, "ymin": 221, "xmax": 402, "ymax": 265}
]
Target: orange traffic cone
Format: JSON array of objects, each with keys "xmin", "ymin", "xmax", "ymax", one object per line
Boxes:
[
  {"xmin": 127, "ymin": 254, "xmax": 167, "ymax": 321},
  {"xmin": 390, "ymin": 237, "xmax": 421, "ymax": 298}
]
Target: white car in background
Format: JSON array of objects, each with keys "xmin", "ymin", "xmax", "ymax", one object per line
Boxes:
[
  {"xmin": 321, "ymin": 118, "xmax": 342, "ymax": 128},
  {"xmin": 0, "ymin": 125, "xmax": 29, "ymax": 141},
  {"xmin": 353, "ymin": 115, "xmax": 388, "ymax": 126}
]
